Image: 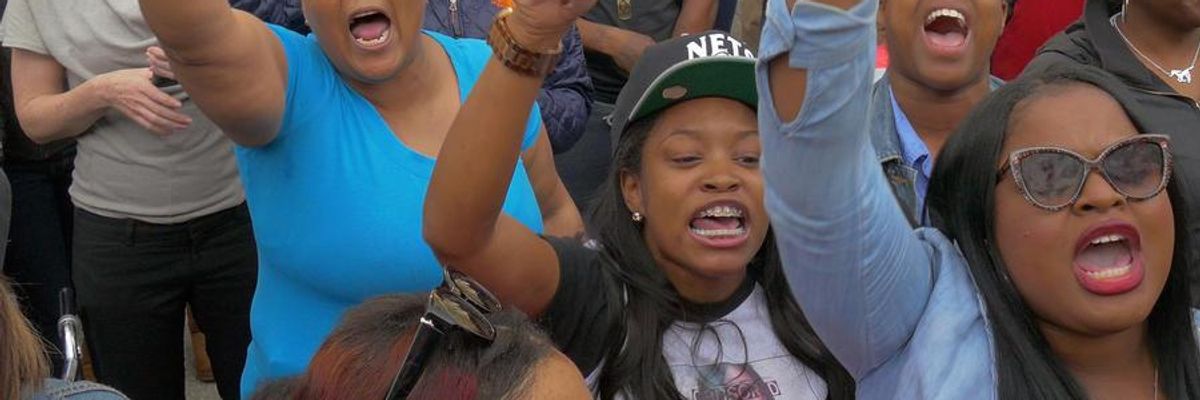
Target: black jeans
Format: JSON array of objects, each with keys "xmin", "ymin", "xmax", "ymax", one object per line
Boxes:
[
  {"xmin": 2, "ymin": 153, "xmax": 74, "ymax": 370},
  {"xmin": 73, "ymin": 204, "xmax": 257, "ymax": 400}
]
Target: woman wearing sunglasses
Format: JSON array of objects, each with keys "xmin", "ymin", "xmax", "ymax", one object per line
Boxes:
[
  {"xmin": 760, "ymin": 0, "xmax": 1200, "ymax": 398},
  {"xmin": 423, "ymin": 0, "xmax": 853, "ymax": 398}
]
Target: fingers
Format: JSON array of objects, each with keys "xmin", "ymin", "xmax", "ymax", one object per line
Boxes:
[
  {"xmin": 146, "ymin": 47, "xmax": 176, "ymax": 80},
  {"xmin": 119, "ymin": 97, "xmax": 191, "ymax": 135},
  {"xmin": 141, "ymin": 83, "xmax": 183, "ymax": 109}
]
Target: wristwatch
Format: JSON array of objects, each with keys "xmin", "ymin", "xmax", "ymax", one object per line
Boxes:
[{"xmin": 487, "ymin": 9, "xmax": 562, "ymax": 77}]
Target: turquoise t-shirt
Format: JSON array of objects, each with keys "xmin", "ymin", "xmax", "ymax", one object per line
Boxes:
[{"xmin": 238, "ymin": 25, "xmax": 545, "ymax": 395}]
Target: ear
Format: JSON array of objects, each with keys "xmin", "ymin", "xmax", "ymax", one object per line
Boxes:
[
  {"xmin": 1001, "ymin": 0, "xmax": 1011, "ymax": 29},
  {"xmin": 620, "ymin": 169, "xmax": 645, "ymax": 216},
  {"xmin": 877, "ymin": 0, "xmax": 887, "ymax": 40}
]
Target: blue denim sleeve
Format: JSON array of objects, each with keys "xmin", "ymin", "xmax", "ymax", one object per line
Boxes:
[
  {"xmin": 755, "ymin": 0, "xmax": 936, "ymax": 379},
  {"xmin": 538, "ymin": 26, "xmax": 594, "ymax": 154}
]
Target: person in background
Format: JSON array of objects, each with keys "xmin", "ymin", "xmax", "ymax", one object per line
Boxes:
[
  {"xmin": 759, "ymin": 0, "xmax": 1200, "ymax": 398},
  {"xmin": 3, "ymin": 0, "xmax": 259, "ymax": 397},
  {"xmin": 989, "ymin": 0, "xmax": 1083, "ymax": 80},
  {"xmin": 2, "ymin": 275, "xmax": 128, "ymax": 400},
  {"xmin": 1027, "ymin": 0, "xmax": 1200, "ymax": 306},
  {"xmin": 423, "ymin": 0, "xmax": 594, "ymax": 154},
  {"xmin": 134, "ymin": 0, "xmax": 583, "ymax": 395},
  {"xmin": 0, "ymin": 0, "xmax": 76, "ymax": 373},
  {"xmin": 275, "ymin": 291, "xmax": 590, "ymax": 399},
  {"xmin": 871, "ymin": 0, "xmax": 1007, "ymax": 225},
  {"xmin": 231, "ymin": 0, "xmax": 309, "ymax": 34},
  {"xmin": 557, "ymin": 0, "xmax": 718, "ymax": 213}
]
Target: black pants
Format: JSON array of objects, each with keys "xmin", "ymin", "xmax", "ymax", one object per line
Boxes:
[
  {"xmin": 73, "ymin": 204, "xmax": 257, "ymax": 400},
  {"xmin": 2, "ymin": 154, "xmax": 74, "ymax": 371},
  {"xmin": 554, "ymin": 101, "xmax": 615, "ymax": 217}
]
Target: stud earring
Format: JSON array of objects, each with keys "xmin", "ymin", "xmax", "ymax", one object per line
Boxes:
[{"xmin": 631, "ymin": 212, "xmax": 644, "ymax": 222}]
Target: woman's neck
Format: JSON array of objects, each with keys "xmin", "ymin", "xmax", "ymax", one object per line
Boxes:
[
  {"xmin": 1040, "ymin": 320, "xmax": 1158, "ymax": 399},
  {"xmin": 1119, "ymin": 8, "xmax": 1200, "ymax": 68},
  {"xmin": 349, "ymin": 34, "xmax": 449, "ymax": 111}
]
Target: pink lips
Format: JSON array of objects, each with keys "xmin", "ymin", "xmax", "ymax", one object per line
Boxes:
[{"xmin": 1072, "ymin": 221, "xmax": 1145, "ymax": 296}]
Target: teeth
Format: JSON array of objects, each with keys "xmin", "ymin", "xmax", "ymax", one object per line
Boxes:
[
  {"xmin": 699, "ymin": 205, "xmax": 743, "ymax": 218},
  {"xmin": 354, "ymin": 29, "xmax": 390, "ymax": 46},
  {"xmin": 1089, "ymin": 234, "xmax": 1127, "ymax": 246},
  {"xmin": 926, "ymin": 8, "xmax": 966, "ymax": 24},
  {"xmin": 1085, "ymin": 264, "xmax": 1133, "ymax": 280},
  {"xmin": 353, "ymin": 10, "xmax": 381, "ymax": 19},
  {"xmin": 690, "ymin": 227, "xmax": 746, "ymax": 238}
]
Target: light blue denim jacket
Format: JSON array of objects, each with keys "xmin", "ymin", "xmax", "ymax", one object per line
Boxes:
[{"xmin": 756, "ymin": 1, "xmax": 1195, "ymax": 399}]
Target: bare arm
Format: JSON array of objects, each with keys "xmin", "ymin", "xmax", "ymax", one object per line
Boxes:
[
  {"xmin": 11, "ymin": 49, "xmax": 190, "ymax": 144},
  {"xmin": 522, "ymin": 131, "xmax": 585, "ymax": 238},
  {"xmin": 577, "ymin": 19, "xmax": 655, "ymax": 72},
  {"xmin": 137, "ymin": 0, "xmax": 286, "ymax": 147},
  {"xmin": 426, "ymin": 0, "xmax": 594, "ymax": 317},
  {"xmin": 672, "ymin": 0, "xmax": 718, "ymax": 37}
]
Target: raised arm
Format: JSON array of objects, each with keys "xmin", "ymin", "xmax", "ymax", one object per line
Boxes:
[
  {"xmin": 138, "ymin": 0, "xmax": 287, "ymax": 147},
  {"xmin": 425, "ymin": 0, "xmax": 594, "ymax": 317},
  {"xmin": 757, "ymin": 0, "xmax": 935, "ymax": 379}
]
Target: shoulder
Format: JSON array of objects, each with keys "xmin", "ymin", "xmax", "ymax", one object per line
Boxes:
[
  {"xmin": 31, "ymin": 379, "xmax": 129, "ymax": 400},
  {"xmin": 427, "ymin": 30, "xmax": 493, "ymax": 71},
  {"xmin": 1028, "ymin": 21, "xmax": 1098, "ymax": 73}
]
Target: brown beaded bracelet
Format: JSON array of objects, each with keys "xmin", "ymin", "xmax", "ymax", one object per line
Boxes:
[{"xmin": 487, "ymin": 9, "xmax": 563, "ymax": 77}]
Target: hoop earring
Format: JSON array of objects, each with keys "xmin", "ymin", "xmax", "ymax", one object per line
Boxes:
[
  {"xmin": 631, "ymin": 212, "xmax": 644, "ymax": 222},
  {"xmin": 1123, "ymin": 0, "xmax": 1129, "ymax": 23}
]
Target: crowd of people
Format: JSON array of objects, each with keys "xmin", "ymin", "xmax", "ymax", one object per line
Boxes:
[{"xmin": 0, "ymin": 0, "xmax": 1197, "ymax": 398}]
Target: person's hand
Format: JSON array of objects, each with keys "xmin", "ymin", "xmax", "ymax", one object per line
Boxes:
[
  {"xmin": 146, "ymin": 46, "xmax": 175, "ymax": 81},
  {"xmin": 508, "ymin": 0, "xmax": 597, "ymax": 52},
  {"xmin": 94, "ymin": 68, "xmax": 192, "ymax": 135},
  {"xmin": 611, "ymin": 29, "xmax": 655, "ymax": 73}
]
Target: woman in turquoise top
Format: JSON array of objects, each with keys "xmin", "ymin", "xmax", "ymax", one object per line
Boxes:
[
  {"xmin": 758, "ymin": 0, "xmax": 1200, "ymax": 398},
  {"xmin": 133, "ymin": 0, "xmax": 584, "ymax": 396}
]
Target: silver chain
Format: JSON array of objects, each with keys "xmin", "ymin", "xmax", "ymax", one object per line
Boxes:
[{"xmin": 1110, "ymin": 13, "xmax": 1200, "ymax": 84}]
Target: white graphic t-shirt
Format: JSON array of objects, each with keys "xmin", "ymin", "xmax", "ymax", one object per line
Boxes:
[{"xmin": 539, "ymin": 237, "xmax": 830, "ymax": 400}]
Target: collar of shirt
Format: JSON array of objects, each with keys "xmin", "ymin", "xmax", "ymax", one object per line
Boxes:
[{"xmin": 888, "ymin": 87, "xmax": 932, "ymax": 180}]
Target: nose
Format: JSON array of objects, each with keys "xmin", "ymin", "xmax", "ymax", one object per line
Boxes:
[
  {"xmin": 702, "ymin": 165, "xmax": 741, "ymax": 193},
  {"xmin": 1072, "ymin": 169, "xmax": 1126, "ymax": 213}
]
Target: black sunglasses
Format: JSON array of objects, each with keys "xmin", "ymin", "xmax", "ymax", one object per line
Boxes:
[
  {"xmin": 996, "ymin": 134, "xmax": 1172, "ymax": 212},
  {"xmin": 383, "ymin": 269, "xmax": 502, "ymax": 400}
]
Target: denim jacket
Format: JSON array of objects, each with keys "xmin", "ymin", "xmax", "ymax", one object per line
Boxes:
[
  {"xmin": 756, "ymin": 1, "xmax": 1198, "ymax": 398},
  {"xmin": 868, "ymin": 75, "xmax": 1003, "ymax": 226}
]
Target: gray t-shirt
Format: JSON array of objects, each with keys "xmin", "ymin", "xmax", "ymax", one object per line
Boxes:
[{"xmin": 1, "ymin": 0, "xmax": 243, "ymax": 223}]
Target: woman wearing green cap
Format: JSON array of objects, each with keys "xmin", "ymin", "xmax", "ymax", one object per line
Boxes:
[{"xmin": 423, "ymin": 1, "xmax": 854, "ymax": 396}]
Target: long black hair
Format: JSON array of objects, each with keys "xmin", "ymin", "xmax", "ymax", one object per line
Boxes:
[
  {"xmin": 586, "ymin": 106, "xmax": 855, "ymax": 399},
  {"xmin": 926, "ymin": 64, "xmax": 1200, "ymax": 399}
]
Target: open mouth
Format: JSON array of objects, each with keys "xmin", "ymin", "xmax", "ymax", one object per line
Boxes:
[
  {"xmin": 349, "ymin": 9, "xmax": 392, "ymax": 48},
  {"xmin": 688, "ymin": 203, "xmax": 750, "ymax": 248},
  {"xmin": 923, "ymin": 8, "xmax": 969, "ymax": 53},
  {"xmin": 1072, "ymin": 224, "xmax": 1145, "ymax": 296}
]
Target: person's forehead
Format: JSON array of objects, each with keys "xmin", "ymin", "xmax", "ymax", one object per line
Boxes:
[{"xmin": 1004, "ymin": 84, "xmax": 1136, "ymax": 157}]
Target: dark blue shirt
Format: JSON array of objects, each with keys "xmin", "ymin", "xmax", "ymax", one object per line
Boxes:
[{"xmin": 424, "ymin": 0, "xmax": 595, "ymax": 153}]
